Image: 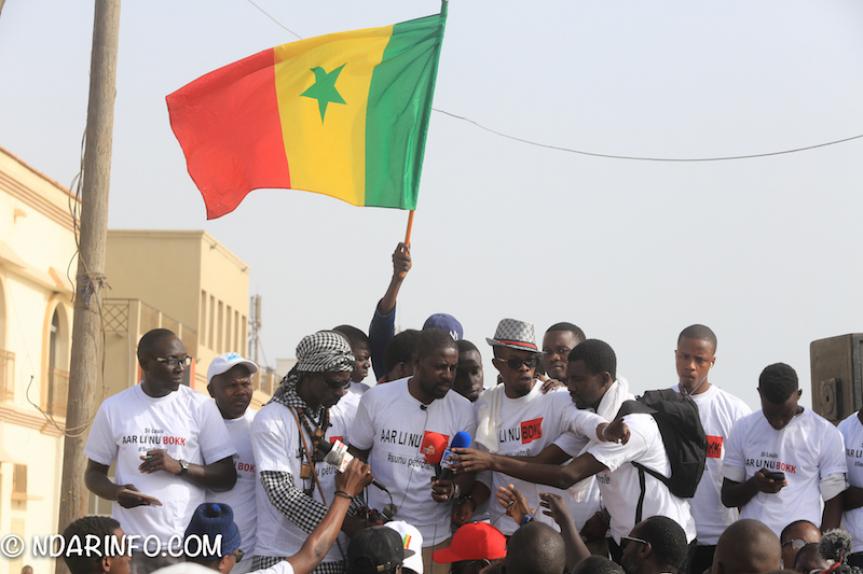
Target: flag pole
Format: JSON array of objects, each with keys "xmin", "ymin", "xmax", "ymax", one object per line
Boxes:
[{"xmin": 404, "ymin": 210, "xmax": 415, "ymax": 246}]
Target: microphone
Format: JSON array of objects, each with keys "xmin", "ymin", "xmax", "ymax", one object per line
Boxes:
[
  {"xmin": 315, "ymin": 439, "xmax": 390, "ymax": 494},
  {"xmin": 437, "ymin": 431, "xmax": 472, "ymax": 481},
  {"xmin": 819, "ymin": 529, "xmax": 853, "ymax": 563}
]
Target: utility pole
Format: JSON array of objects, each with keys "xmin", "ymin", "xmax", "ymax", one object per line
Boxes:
[
  {"xmin": 56, "ymin": 0, "xmax": 120, "ymax": 559},
  {"xmin": 249, "ymin": 294, "xmax": 262, "ymax": 363}
]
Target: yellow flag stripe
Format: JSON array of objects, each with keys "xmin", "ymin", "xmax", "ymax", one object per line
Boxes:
[{"xmin": 273, "ymin": 25, "xmax": 393, "ymax": 206}]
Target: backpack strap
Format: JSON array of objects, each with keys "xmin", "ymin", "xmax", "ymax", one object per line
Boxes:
[
  {"xmin": 636, "ymin": 466, "xmax": 646, "ymax": 524},
  {"xmin": 632, "ymin": 461, "xmax": 672, "ymax": 489}
]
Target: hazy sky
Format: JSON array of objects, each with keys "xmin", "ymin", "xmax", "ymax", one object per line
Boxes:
[{"xmin": 3, "ymin": 0, "xmax": 863, "ymax": 408}]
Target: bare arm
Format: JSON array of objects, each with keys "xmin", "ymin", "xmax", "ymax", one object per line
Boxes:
[
  {"xmin": 845, "ymin": 486, "xmax": 863, "ymax": 511},
  {"xmin": 288, "ymin": 459, "xmax": 373, "ymax": 574},
  {"xmin": 823, "ymin": 494, "xmax": 844, "ymax": 531},
  {"xmin": 721, "ymin": 470, "xmax": 785, "ymax": 508},
  {"xmin": 540, "ymin": 493, "xmax": 591, "ymax": 571},
  {"xmin": 455, "ymin": 448, "xmax": 607, "ymax": 491},
  {"xmin": 139, "ymin": 450, "xmax": 237, "ymax": 491},
  {"xmin": 85, "ymin": 459, "xmax": 161, "ymax": 508}
]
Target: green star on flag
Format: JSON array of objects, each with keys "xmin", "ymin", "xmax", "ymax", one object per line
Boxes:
[{"xmin": 301, "ymin": 64, "xmax": 347, "ymax": 121}]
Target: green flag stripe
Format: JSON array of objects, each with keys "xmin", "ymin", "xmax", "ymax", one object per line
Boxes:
[{"xmin": 364, "ymin": 11, "xmax": 447, "ymax": 208}]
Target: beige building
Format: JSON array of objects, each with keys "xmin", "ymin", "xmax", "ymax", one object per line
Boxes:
[{"xmin": 0, "ymin": 147, "xmax": 77, "ymax": 574}]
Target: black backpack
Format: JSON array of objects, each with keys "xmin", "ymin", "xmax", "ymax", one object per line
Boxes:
[{"xmin": 615, "ymin": 389, "xmax": 706, "ymax": 522}]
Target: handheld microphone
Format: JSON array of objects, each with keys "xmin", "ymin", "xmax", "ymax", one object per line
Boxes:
[
  {"xmin": 820, "ymin": 529, "xmax": 853, "ymax": 563},
  {"xmin": 437, "ymin": 431, "xmax": 472, "ymax": 481},
  {"xmin": 315, "ymin": 439, "xmax": 390, "ymax": 494}
]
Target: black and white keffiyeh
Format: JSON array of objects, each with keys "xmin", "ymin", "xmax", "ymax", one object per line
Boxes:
[{"xmin": 269, "ymin": 330, "xmax": 355, "ymax": 409}]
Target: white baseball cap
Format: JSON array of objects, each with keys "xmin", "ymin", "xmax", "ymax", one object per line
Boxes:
[
  {"xmin": 384, "ymin": 521, "xmax": 423, "ymax": 574},
  {"xmin": 207, "ymin": 352, "xmax": 258, "ymax": 384}
]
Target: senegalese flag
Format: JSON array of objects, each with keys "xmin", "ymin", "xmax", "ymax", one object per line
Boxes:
[{"xmin": 166, "ymin": 7, "xmax": 447, "ymax": 219}]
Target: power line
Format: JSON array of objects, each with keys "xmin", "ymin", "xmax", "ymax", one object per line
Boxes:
[
  {"xmin": 433, "ymin": 108, "xmax": 863, "ymax": 162},
  {"xmin": 243, "ymin": 0, "xmax": 863, "ymax": 162}
]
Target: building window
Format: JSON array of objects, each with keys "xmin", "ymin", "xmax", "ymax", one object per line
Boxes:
[
  {"xmin": 47, "ymin": 309, "xmax": 69, "ymax": 417},
  {"xmin": 217, "ymin": 301, "xmax": 224, "ymax": 353},
  {"xmin": 208, "ymin": 295, "xmax": 215, "ymax": 349},
  {"xmin": 226, "ymin": 305, "xmax": 233, "ymax": 352},
  {"xmin": 11, "ymin": 463, "xmax": 26, "ymax": 507},
  {"xmin": 234, "ymin": 310, "xmax": 240, "ymax": 358},
  {"xmin": 199, "ymin": 290, "xmax": 207, "ymax": 343},
  {"xmin": 241, "ymin": 316, "xmax": 247, "ymax": 357}
]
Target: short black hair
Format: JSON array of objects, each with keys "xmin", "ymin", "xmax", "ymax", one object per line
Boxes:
[
  {"xmin": 505, "ymin": 522, "xmax": 566, "ymax": 574},
  {"xmin": 636, "ymin": 516, "xmax": 689, "ymax": 572},
  {"xmin": 62, "ymin": 515, "xmax": 122, "ymax": 574},
  {"xmin": 136, "ymin": 328, "xmax": 177, "ymax": 365},
  {"xmin": 333, "ymin": 325, "xmax": 370, "ymax": 348},
  {"xmin": 457, "ymin": 339, "xmax": 479, "ymax": 355},
  {"xmin": 572, "ymin": 556, "xmax": 624, "ymax": 574},
  {"xmin": 759, "ymin": 363, "xmax": 798, "ymax": 403},
  {"xmin": 383, "ymin": 329, "xmax": 421, "ymax": 373},
  {"xmin": 793, "ymin": 542, "xmax": 823, "ymax": 570},
  {"xmin": 546, "ymin": 322, "xmax": 586, "ymax": 342},
  {"xmin": 568, "ymin": 339, "xmax": 616, "ymax": 380},
  {"xmin": 779, "ymin": 519, "xmax": 818, "ymax": 543},
  {"xmin": 678, "ymin": 324, "xmax": 718, "ymax": 353},
  {"xmin": 415, "ymin": 328, "xmax": 457, "ymax": 362}
]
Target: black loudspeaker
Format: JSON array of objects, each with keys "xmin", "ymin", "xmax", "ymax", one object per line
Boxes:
[{"xmin": 810, "ymin": 334, "xmax": 863, "ymax": 424}]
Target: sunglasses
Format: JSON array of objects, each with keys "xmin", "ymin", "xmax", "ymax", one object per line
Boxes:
[
  {"xmin": 154, "ymin": 355, "xmax": 192, "ymax": 368},
  {"xmin": 620, "ymin": 535, "xmax": 650, "ymax": 550},
  {"xmin": 781, "ymin": 538, "xmax": 806, "ymax": 551},
  {"xmin": 497, "ymin": 356, "xmax": 539, "ymax": 370}
]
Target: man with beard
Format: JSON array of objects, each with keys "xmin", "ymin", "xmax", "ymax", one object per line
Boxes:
[{"xmin": 350, "ymin": 329, "xmax": 476, "ymax": 574}]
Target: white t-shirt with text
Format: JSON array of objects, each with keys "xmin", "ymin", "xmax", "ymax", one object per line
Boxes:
[
  {"xmin": 837, "ymin": 413, "xmax": 863, "ymax": 552},
  {"xmin": 206, "ymin": 408, "xmax": 257, "ymax": 555},
  {"xmin": 675, "ymin": 385, "xmax": 751, "ymax": 545},
  {"xmin": 350, "ymin": 378, "xmax": 477, "ymax": 546},
  {"xmin": 84, "ymin": 384, "xmax": 236, "ymax": 547},
  {"xmin": 475, "ymin": 384, "xmax": 604, "ymax": 534},
  {"xmin": 723, "ymin": 408, "xmax": 848, "ymax": 535},
  {"xmin": 587, "ymin": 413, "xmax": 696, "ymax": 543},
  {"xmin": 251, "ymin": 400, "xmax": 352, "ymax": 562}
]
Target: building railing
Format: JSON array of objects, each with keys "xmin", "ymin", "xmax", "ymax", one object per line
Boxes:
[{"xmin": 0, "ymin": 349, "xmax": 14, "ymax": 401}]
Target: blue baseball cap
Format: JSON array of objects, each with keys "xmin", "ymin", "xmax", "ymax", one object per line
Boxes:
[
  {"xmin": 423, "ymin": 314, "xmax": 463, "ymax": 341},
  {"xmin": 184, "ymin": 503, "xmax": 241, "ymax": 560}
]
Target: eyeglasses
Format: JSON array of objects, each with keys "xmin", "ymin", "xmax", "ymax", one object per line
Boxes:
[
  {"xmin": 674, "ymin": 350, "xmax": 713, "ymax": 367},
  {"xmin": 620, "ymin": 535, "xmax": 650, "ymax": 550},
  {"xmin": 324, "ymin": 377, "xmax": 350, "ymax": 389},
  {"xmin": 498, "ymin": 356, "xmax": 538, "ymax": 370},
  {"xmin": 781, "ymin": 538, "xmax": 806, "ymax": 551},
  {"xmin": 153, "ymin": 356, "xmax": 192, "ymax": 368}
]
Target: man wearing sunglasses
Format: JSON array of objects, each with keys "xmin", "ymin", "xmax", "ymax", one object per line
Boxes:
[
  {"xmin": 457, "ymin": 319, "xmax": 614, "ymax": 536},
  {"xmin": 251, "ymin": 331, "xmax": 366, "ymax": 574},
  {"xmin": 619, "ymin": 516, "xmax": 688, "ymax": 574},
  {"xmin": 84, "ymin": 329, "xmax": 238, "ymax": 574}
]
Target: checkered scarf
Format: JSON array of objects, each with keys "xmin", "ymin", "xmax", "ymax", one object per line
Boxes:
[{"xmin": 269, "ymin": 331, "xmax": 355, "ymax": 409}]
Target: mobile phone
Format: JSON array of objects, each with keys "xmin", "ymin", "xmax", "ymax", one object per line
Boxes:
[{"xmin": 764, "ymin": 470, "xmax": 785, "ymax": 481}]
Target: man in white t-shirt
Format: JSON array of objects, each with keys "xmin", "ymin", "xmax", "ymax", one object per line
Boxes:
[
  {"xmin": 455, "ymin": 339, "xmax": 696, "ymax": 554},
  {"xmin": 205, "ymin": 353, "xmax": 258, "ymax": 574},
  {"xmin": 350, "ymin": 328, "xmax": 476, "ymax": 574},
  {"xmin": 84, "ymin": 329, "xmax": 237, "ymax": 574},
  {"xmin": 669, "ymin": 324, "xmax": 751, "ymax": 574},
  {"xmin": 251, "ymin": 331, "xmax": 369, "ymax": 574},
  {"xmin": 839, "ymin": 406, "xmax": 863, "ymax": 568},
  {"xmin": 333, "ymin": 325, "xmax": 372, "ymax": 396},
  {"xmin": 457, "ymin": 318, "xmax": 608, "ymax": 535},
  {"xmin": 540, "ymin": 322, "xmax": 586, "ymax": 387},
  {"xmin": 721, "ymin": 362, "xmax": 848, "ymax": 537}
]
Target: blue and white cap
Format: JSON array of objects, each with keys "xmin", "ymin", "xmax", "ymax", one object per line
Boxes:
[{"xmin": 207, "ymin": 352, "xmax": 258, "ymax": 384}]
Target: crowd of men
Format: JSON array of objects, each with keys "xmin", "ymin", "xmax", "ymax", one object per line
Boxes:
[{"xmin": 58, "ymin": 244, "xmax": 863, "ymax": 574}]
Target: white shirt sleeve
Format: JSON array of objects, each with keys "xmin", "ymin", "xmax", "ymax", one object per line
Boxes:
[
  {"xmin": 349, "ymin": 392, "xmax": 376, "ymax": 450},
  {"xmin": 586, "ymin": 417, "xmax": 648, "ymax": 472},
  {"xmin": 568, "ymin": 410, "xmax": 606, "ymax": 441},
  {"xmin": 722, "ymin": 417, "xmax": 746, "ymax": 483},
  {"xmin": 820, "ymin": 423, "xmax": 849, "ymax": 478},
  {"xmin": 198, "ymin": 399, "xmax": 238, "ymax": 463},
  {"xmin": 553, "ymin": 431, "xmax": 586, "ymax": 458},
  {"xmin": 84, "ymin": 403, "xmax": 117, "ymax": 466},
  {"xmin": 252, "ymin": 416, "xmax": 295, "ymax": 473}
]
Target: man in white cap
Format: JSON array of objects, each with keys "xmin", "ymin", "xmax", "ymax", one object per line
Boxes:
[
  {"xmin": 385, "ymin": 521, "xmax": 424, "ymax": 574},
  {"xmin": 206, "ymin": 352, "xmax": 259, "ymax": 574}
]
